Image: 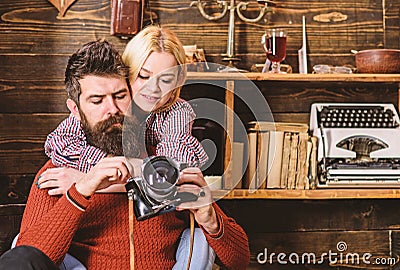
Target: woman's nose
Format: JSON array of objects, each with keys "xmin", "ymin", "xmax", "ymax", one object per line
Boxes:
[{"xmin": 147, "ymin": 77, "xmax": 161, "ymax": 93}]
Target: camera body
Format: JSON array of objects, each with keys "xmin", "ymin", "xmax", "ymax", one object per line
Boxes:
[{"xmin": 125, "ymin": 156, "xmax": 200, "ymax": 221}]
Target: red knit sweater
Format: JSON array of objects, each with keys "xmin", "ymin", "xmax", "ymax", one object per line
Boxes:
[{"xmin": 17, "ymin": 161, "xmax": 250, "ymax": 269}]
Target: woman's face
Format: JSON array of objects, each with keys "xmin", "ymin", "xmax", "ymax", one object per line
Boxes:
[{"xmin": 131, "ymin": 51, "xmax": 179, "ymax": 112}]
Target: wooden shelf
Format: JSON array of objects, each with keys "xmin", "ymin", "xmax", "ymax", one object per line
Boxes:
[
  {"xmin": 190, "ymin": 73, "xmax": 400, "ymax": 200},
  {"xmin": 187, "ymin": 72, "xmax": 400, "ymax": 83},
  {"xmin": 212, "ymin": 189, "xmax": 400, "ymax": 200}
]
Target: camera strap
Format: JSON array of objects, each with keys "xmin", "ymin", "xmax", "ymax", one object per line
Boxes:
[
  {"xmin": 127, "ymin": 201, "xmax": 195, "ymax": 270},
  {"xmin": 186, "ymin": 212, "xmax": 195, "ymax": 270},
  {"xmin": 129, "ymin": 201, "xmax": 135, "ymax": 270}
]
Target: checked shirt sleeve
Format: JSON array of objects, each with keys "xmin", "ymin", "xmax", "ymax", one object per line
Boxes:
[
  {"xmin": 148, "ymin": 99, "xmax": 208, "ymax": 167},
  {"xmin": 44, "ymin": 114, "xmax": 106, "ymax": 173}
]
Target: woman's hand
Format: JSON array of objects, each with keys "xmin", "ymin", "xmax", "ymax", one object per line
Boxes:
[
  {"xmin": 38, "ymin": 167, "xmax": 85, "ymax": 196},
  {"xmin": 176, "ymin": 167, "xmax": 219, "ymax": 234}
]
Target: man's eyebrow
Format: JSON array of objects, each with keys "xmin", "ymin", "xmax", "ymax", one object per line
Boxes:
[
  {"xmin": 113, "ymin": 88, "xmax": 129, "ymax": 95},
  {"xmin": 86, "ymin": 88, "xmax": 128, "ymax": 100},
  {"xmin": 86, "ymin": 93, "xmax": 105, "ymax": 101}
]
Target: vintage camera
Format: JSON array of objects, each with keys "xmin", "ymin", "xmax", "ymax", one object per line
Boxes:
[{"xmin": 125, "ymin": 156, "xmax": 203, "ymax": 221}]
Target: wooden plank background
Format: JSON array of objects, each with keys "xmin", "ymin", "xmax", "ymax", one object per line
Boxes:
[
  {"xmin": 0, "ymin": 0, "xmax": 400, "ymax": 267},
  {"xmin": 219, "ymin": 199, "xmax": 400, "ymax": 269}
]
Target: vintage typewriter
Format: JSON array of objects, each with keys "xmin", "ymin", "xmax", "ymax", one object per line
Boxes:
[{"xmin": 310, "ymin": 103, "xmax": 400, "ymax": 187}]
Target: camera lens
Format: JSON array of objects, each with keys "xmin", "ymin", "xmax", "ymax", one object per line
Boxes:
[
  {"xmin": 145, "ymin": 159, "xmax": 178, "ymax": 187},
  {"xmin": 142, "ymin": 156, "xmax": 179, "ymax": 202}
]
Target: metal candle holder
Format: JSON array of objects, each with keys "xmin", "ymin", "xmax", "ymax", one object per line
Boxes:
[{"xmin": 191, "ymin": 0, "xmax": 274, "ymax": 68}]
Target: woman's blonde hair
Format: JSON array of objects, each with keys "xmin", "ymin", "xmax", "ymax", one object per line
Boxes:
[{"xmin": 122, "ymin": 25, "xmax": 187, "ymax": 112}]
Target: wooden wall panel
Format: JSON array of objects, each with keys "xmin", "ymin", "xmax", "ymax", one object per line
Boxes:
[
  {"xmin": 247, "ymin": 231, "xmax": 395, "ymax": 269},
  {"xmin": 0, "ymin": 205, "xmax": 24, "ymax": 255},
  {"xmin": 0, "ymin": 55, "xmax": 66, "ymax": 82},
  {"xmin": 219, "ymin": 200, "xmax": 400, "ymax": 269},
  {"xmin": 239, "ymin": 82, "xmax": 399, "ymax": 113},
  {"xmin": 0, "ymin": 56, "xmax": 68, "ymax": 113},
  {"xmin": 0, "ymin": 0, "xmax": 398, "ymax": 71},
  {"xmin": 218, "ymin": 200, "xmax": 400, "ymax": 232},
  {"xmin": 183, "ymin": 81, "xmax": 399, "ymax": 125},
  {"xmin": 151, "ymin": 0, "xmax": 398, "ymax": 70},
  {"xmin": 385, "ymin": 1, "xmax": 400, "ymax": 48},
  {"xmin": 0, "ymin": 175, "xmax": 34, "ymax": 205},
  {"xmin": 0, "ymin": 114, "xmax": 68, "ymax": 175}
]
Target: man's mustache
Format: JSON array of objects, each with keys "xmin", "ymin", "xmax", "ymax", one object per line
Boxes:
[
  {"xmin": 95, "ymin": 114, "xmax": 124, "ymax": 133},
  {"xmin": 81, "ymin": 112, "xmax": 142, "ymax": 158}
]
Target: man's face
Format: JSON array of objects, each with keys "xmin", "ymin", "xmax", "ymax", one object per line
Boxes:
[
  {"xmin": 76, "ymin": 75, "xmax": 132, "ymax": 128},
  {"xmin": 68, "ymin": 75, "xmax": 137, "ymax": 156}
]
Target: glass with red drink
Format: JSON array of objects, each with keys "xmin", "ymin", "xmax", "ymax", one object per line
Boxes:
[{"xmin": 261, "ymin": 29, "xmax": 287, "ymax": 73}]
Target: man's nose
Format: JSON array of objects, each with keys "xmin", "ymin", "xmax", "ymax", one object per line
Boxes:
[{"xmin": 105, "ymin": 98, "xmax": 121, "ymax": 115}]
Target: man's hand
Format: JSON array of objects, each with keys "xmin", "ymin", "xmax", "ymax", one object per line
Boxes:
[
  {"xmin": 75, "ymin": 157, "xmax": 132, "ymax": 197},
  {"xmin": 176, "ymin": 167, "xmax": 219, "ymax": 234}
]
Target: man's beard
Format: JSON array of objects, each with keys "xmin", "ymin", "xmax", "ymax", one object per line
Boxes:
[{"xmin": 80, "ymin": 112, "xmax": 142, "ymax": 158}]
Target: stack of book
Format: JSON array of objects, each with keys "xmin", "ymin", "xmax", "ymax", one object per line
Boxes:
[{"xmin": 243, "ymin": 121, "xmax": 318, "ymax": 190}]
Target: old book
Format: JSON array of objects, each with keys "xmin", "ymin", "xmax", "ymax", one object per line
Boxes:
[
  {"xmin": 287, "ymin": 133, "xmax": 299, "ymax": 189},
  {"xmin": 309, "ymin": 136, "xmax": 319, "ymax": 189},
  {"xmin": 305, "ymin": 139, "xmax": 313, "ymax": 190},
  {"xmin": 244, "ymin": 132, "xmax": 257, "ymax": 189},
  {"xmin": 257, "ymin": 131, "xmax": 269, "ymax": 189},
  {"xmin": 246, "ymin": 121, "xmax": 310, "ymax": 190},
  {"xmin": 248, "ymin": 121, "xmax": 309, "ymax": 133},
  {"xmin": 295, "ymin": 132, "xmax": 309, "ymax": 189},
  {"xmin": 266, "ymin": 131, "xmax": 284, "ymax": 188},
  {"xmin": 223, "ymin": 141, "xmax": 244, "ymax": 190},
  {"xmin": 280, "ymin": 132, "xmax": 292, "ymax": 188},
  {"xmin": 231, "ymin": 142, "xmax": 244, "ymax": 189}
]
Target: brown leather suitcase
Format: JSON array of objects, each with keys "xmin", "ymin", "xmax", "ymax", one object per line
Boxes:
[{"xmin": 110, "ymin": 0, "xmax": 144, "ymax": 38}]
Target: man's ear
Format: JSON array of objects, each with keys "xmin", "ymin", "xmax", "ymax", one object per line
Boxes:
[{"xmin": 66, "ymin": 99, "xmax": 81, "ymax": 121}]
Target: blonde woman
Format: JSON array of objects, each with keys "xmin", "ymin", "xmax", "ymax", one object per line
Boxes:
[{"xmin": 122, "ymin": 25, "xmax": 208, "ymax": 167}]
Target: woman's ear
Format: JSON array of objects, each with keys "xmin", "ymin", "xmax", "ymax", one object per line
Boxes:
[{"xmin": 66, "ymin": 99, "xmax": 81, "ymax": 121}]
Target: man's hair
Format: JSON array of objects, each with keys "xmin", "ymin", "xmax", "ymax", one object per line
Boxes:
[{"xmin": 65, "ymin": 40, "xmax": 130, "ymax": 104}]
